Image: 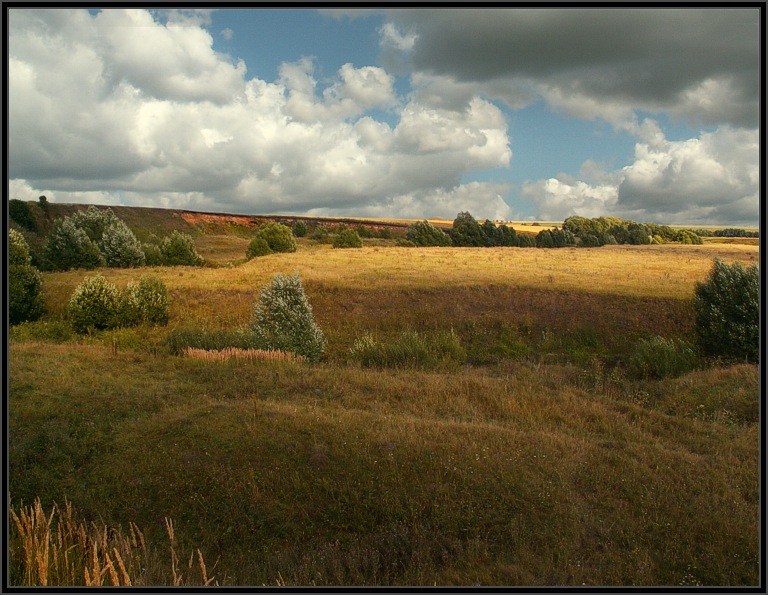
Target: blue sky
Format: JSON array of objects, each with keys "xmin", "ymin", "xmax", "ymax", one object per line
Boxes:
[{"xmin": 8, "ymin": 7, "xmax": 760, "ymax": 225}]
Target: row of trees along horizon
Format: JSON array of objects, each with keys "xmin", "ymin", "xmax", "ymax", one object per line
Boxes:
[{"xmin": 8, "ymin": 197, "xmax": 760, "ymax": 273}]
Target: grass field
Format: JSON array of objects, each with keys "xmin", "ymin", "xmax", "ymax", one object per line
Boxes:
[{"xmin": 7, "ymin": 214, "xmax": 761, "ymax": 587}]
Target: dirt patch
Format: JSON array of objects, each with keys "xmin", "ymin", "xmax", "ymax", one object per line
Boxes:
[{"xmin": 180, "ymin": 212, "xmax": 258, "ymax": 227}]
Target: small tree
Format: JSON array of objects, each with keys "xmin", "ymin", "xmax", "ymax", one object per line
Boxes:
[
  {"xmin": 67, "ymin": 274, "xmax": 122, "ymax": 333},
  {"xmin": 249, "ymin": 274, "xmax": 326, "ymax": 361},
  {"xmin": 120, "ymin": 275, "xmax": 169, "ymax": 326},
  {"xmin": 693, "ymin": 259, "xmax": 759, "ymax": 362},
  {"xmin": 255, "ymin": 222, "xmax": 296, "ymax": 253},
  {"xmin": 246, "ymin": 237, "xmax": 273, "ymax": 259},
  {"xmin": 99, "ymin": 220, "xmax": 146, "ymax": 268},
  {"xmin": 160, "ymin": 231, "xmax": 204, "ymax": 266},
  {"xmin": 9, "ymin": 230, "xmax": 45, "ymax": 325},
  {"xmin": 406, "ymin": 220, "xmax": 452, "ymax": 246},
  {"xmin": 332, "ymin": 228, "xmax": 363, "ymax": 248},
  {"xmin": 69, "ymin": 206, "xmax": 120, "ymax": 243},
  {"xmin": 450, "ymin": 211, "xmax": 485, "ymax": 247},
  {"xmin": 292, "ymin": 220, "xmax": 308, "ymax": 237},
  {"xmin": 46, "ymin": 218, "xmax": 104, "ymax": 271}
]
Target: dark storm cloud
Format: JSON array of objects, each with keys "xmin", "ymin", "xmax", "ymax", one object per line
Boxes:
[{"xmin": 391, "ymin": 8, "xmax": 759, "ymax": 127}]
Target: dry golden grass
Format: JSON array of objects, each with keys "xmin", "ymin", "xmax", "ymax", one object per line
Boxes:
[
  {"xmin": 182, "ymin": 347, "xmax": 300, "ymax": 362},
  {"xmin": 8, "ymin": 497, "xmax": 216, "ymax": 587}
]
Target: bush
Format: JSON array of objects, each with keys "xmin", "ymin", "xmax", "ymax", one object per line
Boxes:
[
  {"xmin": 348, "ymin": 329, "xmax": 466, "ymax": 369},
  {"xmin": 67, "ymin": 274, "xmax": 122, "ymax": 333},
  {"xmin": 627, "ymin": 336, "xmax": 699, "ymax": 379},
  {"xmin": 310, "ymin": 226, "xmax": 332, "ymax": 243},
  {"xmin": 516, "ymin": 234, "xmax": 536, "ymax": 248},
  {"xmin": 99, "ymin": 221, "xmax": 146, "ymax": 268},
  {"xmin": 10, "ymin": 264, "xmax": 45, "ymax": 325},
  {"xmin": 406, "ymin": 220, "xmax": 452, "ymax": 247},
  {"xmin": 9, "ymin": 228, "xmax": 31, "ymax": 266},
  {"xmin": 249, "ymin": 274, "xmax": 325, "ymax": 361},
  {"xmin": 69, "ymin": 206, "xmax": 120, "ymax": 243},
  {"xmin": 255, "ymin": 222, "xmax": 296, "ymax": 253},
  {"xmin": 450, "ymin": 212, "xmax": 485, "ymax": 247},
  {"xmin": 46, "ymin": 218, "xmax": 104, "ymax": 271},
  {"xmin": 9, "ymin": 320, "xmax": 74, "ymax": 343},
  {"xmin": 246, "ymin": 237, "xmax": 273, "ymax": 259},
  {"xmin": 292, "ymin": 220, "xmax": 308, "ymax": 237},
  {"xmin": 693, "ymin": 259, "xmax": 759, "ymax": 362},
  {"xmin": 332, "ymin": 228, "xmax": 363, "ymax": 249},
  {"xmin": 121, "ymin": 276, "xmax": 169, "ymax": 326},
  {"xmin": 9, "ymin": 199, "xmax": 36, "ymax": 231},
  {"xmin": 159, "ymin": 231, "xmax": 204, "ymax": 266},
  {"xmin": 142, "ymin": 243, "xmax": 163, "ymax": 266}
]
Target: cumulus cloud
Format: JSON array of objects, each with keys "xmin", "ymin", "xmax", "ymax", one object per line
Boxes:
[
  {"xmin": 522, "ymin": 124, "xmax": 759, "ymax": 225},
  {"xmin": 385, "ymin": 8, "xmax": 760, "ymax": 128},
  {"xmin": 8, "ymin": 8, "xmax": 514, "ymax": 220}
]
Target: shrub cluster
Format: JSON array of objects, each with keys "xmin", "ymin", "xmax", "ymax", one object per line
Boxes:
[
  {"xmin": 348, "ymin": 329, "xmax": 466, "ymax": 369},
  {"xmin": 448, "ymin": 212, "xmax": 520, "ymax": 247},
  {"xmin": 249, "ymin": 274, "xmax": 326, "ymax": 361},
  {"xmin": 535, "ymin": 228, "xmax": 576, "ymax": 248},
  {"xmin": 406, "ymin": 220, "xmax": 452, "ymax": 246},
  {"xmin": 626, "ymin": 336, "xmax": 699, "ymax": 379},
  {"xmin": 693, "ymin": 259, "xmax": 759, "ymax": 362},
  {"xmin": 251, "ymin": 222, "xmax": 296, "ymax": 255},
  {"xmin": 156, "ymin": 231, "xmax": 205, "ymax": 266},
  {"xmin": 9, "ymin": 229, "xmax": 45, "ymax": 325},
  {"xmin": 332, "ymin": 227, "xmax": 363, "ymax": 248},
  {"xmin": 67, "ymin": 274, "xmax": 169, "ymax": 334},
  {"xmin": 9, "ymin": 199, "xmax": 37, "ymax": 231},
  {"xmin": 562, "ymin": 216, "xmax": 704, "ymax": 247},
  {"xmin": 291, "ymin": 220, "xmax": 308, "ymax": 237}
]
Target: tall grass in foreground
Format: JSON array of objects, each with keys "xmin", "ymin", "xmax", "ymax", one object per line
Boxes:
[
  {"xmin": 182, "ymin": 347, "xmax": 300, "ymax": 362},
  {"xmin": 8, "ymin": 498, "xmax": 216, "ymax": 587}
]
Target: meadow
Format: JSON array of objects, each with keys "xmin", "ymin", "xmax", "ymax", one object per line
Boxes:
[{"xmin": 7, "ymin": 216, "xmax": 760, "ymax": 587}]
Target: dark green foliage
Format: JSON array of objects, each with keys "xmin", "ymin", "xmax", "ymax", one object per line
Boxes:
[
  {"xmin": 120, "ymin": 275, "xmax": 170, "ymax": 326},
  {"xmin": 255, "ymin": 222, "xmax": 296, "ymax": 253},
  {"xmin": 333, "ymin": 228, "xmax": 363, "ymax": 248},
  {"xmin": 99, "ymin": 221, "xmax": 146, "ymax": 267},
  {"xmin": 38, "ymin": 195, "xmax": 49, "ymax": 214},
  {"xmin": 160, "ymin": 231, "xmax": 204, "ymax": 266},
  {"xmin": 69, "ymin": 205, "xmax": 120, "ymax": 243},
  {"xmin": 292, "ymin": 220, "xmax": 308, "ymax": 237},
  {"xmin": 246, "ymin": 237, "xmax": 273, "ymax": 259},
  {"xmin": 450, "ymin": 212, "xmax": 485, "ymax": 247},
  {"xmin": 480, "ymin": 220, "xmax": 500, "ymax": 246},
  {"xmin": 579, "ymin": 233, "xmax": 602, "ymax": 248},
  {"xmin": 9, "ymin": 233, "xmax": 45, "ymax": 325},
  {"xmin": 495, "ymin": 224, "xmax": 518, "ymax": 247},
  {"xmin": 516, "ymin": 234, "xmax": 536, "ymax": 247},
  {"xmin": 674, "ymin": 229, "xmax": 703, "ymax": 245},
  {"xmin": 9, "ymin": 199, "xmax": 36, "ymax": 231},
  {"xmin": 536, "ymin": 229, "xmax": 554, "ymax": 248},
  {"xmin": 166, "ymin": 327, "xmax": 256, "ymax": 355},
  {"xmin": 142, "ymin": 243, "xmax": 163, "ymax": 266},
  {"xmin": 46, "ymin": 218, "xmax": 105, "ymax": 271},
  {"xmin": 627, "ymin": 336, "xmax": 699, "ymax": 379},
  {"xmin": 693, "ymin": 259, "xmax": 759, "ymax": 362},
  {"xmin": 405, "ymin": 220, "xmax": 452, "ymax": 247},
  {"xmin": 349, "ymin": 329, "xmax": 466, "ymax": 370},
  {"xmin": 310, "ymin": 226, "xmax": 332, "ymax": 243},
  {"xmin": 249, "ymin": 273, "xmax": 326, "ymax": 361}
]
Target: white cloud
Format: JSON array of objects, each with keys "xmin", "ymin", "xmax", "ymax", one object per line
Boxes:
[
  {"xmin": 521, "ymin": 124, "xmax": 759, "ymax": 225},
  {"xmin": 8, "ymin": 8, "xmax": 513, "ymax": 221},
  {"xmin": 220, "ymin": 27, "xmax": 233, "ymax": 41}
]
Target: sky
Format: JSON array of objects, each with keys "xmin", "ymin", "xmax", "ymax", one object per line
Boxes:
[{"xmin": 6, "ymin": 7, "xmax": 762, "ymax": 225}]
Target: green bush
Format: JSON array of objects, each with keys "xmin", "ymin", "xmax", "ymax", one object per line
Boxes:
[
  {"xmin": 160, "ymin": 231, "xmax": 204, "ymax": 266},
  {"xmin": 246, "ymin": 237, "xmax": 273, "ymax": 259},
  {"xmin": 142, "ymin": 243, "xmax": 163, "ymax": 266},
  {"xmin": 627, "ymin": 336, "xmax": 699, "ymax": 379},
  {"xmin": 405, "ymin": 220, "xmax": 452, "ymax": 247},
  {"xmin": 516, "ymin": 234, "xmax": 536, "ymax": 248},
  {"xmin": 255, "ymin": 222, "xmax": 296, "ymax": 253},
  {"xmin": 99, "ymin": 220, "xmax": 146, "ymax": 268},
  {"xmin": 67, "ymin": 274, "xmax": 122, "ymax": 333},
  {"xmin": 9, "ymin": 265, "xmax": 45, "ymax": 326},
  {"xmin": 349, "ymin": 329, "xmax": 466, "ymax": 370},
  {"xmin": 292, "ymin": 220, "xmax": 308, "ymax": 237},
  {"xmin": 69, "ymin": 206, "xmax": 120, "ymax": 243},
  {"xmin": 9, "ymin": 199, "xmax": 36, "ymax": 231},
  {"xmin": 9, "ymin": 228, "xmax": 31, "ymax": 266},
  {"xmin": 450, "ymin": 212, "xmax": 485, "ymax": 247},
  {"xmin": 46, "ymin": 218, "xmax": 104, "ymax": 271},
  {"xmin": 693, "ymin": 259, "xmax": 759, "ymax": 362},
  {"xmin": 310, "ymin": 226, "xmax": 332, "ymax": 243},
  {"xmin": 120, "ymin": 275, "xmax": 169, "ymax": 326},
  {"xmin": 332, "ymin": 228, "xmax": 363, "ymax": 249},
  {"xmin": 166, "ymin": 327, "xmax": 255, "ymax": 355},
  {"xmin": 249, "ymin": 274, "xmax": 325, "ymax": 361}
]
